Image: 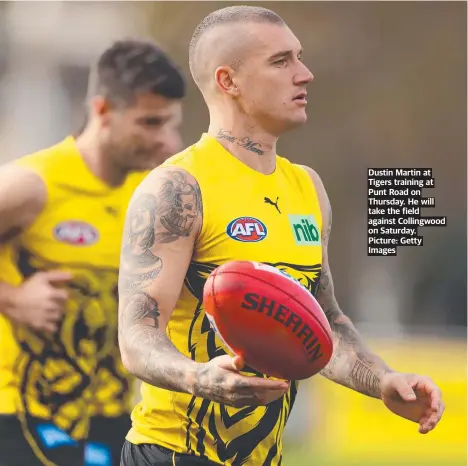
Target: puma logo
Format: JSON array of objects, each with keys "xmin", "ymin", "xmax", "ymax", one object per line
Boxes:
[
  {"xmin": 264, "ymin": 196, "xmax": 281, "ymax": 214},
  {"xmin": 104, "ymin": 206, "xmax": 119, "ymax": 216}
]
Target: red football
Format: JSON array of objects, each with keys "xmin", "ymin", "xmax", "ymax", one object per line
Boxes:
[{"xmin": 203, "ymin": 260, "xmax": 333, "ymax": 380}]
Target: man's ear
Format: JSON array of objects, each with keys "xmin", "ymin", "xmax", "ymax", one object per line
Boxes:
[
  {"xmin": 214, "ymin": 66, "xmax": 240, "ymax": 97},
  {"xmin": 90, "ymin": 96, "xmax": 113, "ymax": 126}
]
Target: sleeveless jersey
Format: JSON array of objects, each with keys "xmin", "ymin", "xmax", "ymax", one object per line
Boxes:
[
  {"xmin": 0, "ymin": 136, "xmax": 146, "ymax": 442},
  {"xmin": 127, "ymin": 134, "xmax": 323, "ymax": 466}
]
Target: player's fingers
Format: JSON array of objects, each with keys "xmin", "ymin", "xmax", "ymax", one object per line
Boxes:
[
  {"xmin": 418, "ymin": 421, "xmax": 431, "ymax": 434},
  {"xmin": 259, "ymin": 389, "xmax": 289, "ymax": 405},
  {"xmin": 43, "ymin": 270, "xmax": 74, "ymax": 283},
  {"xmin": 427, "ymin": 385, "xmax": 442, "ymax": 411},
  {"xmin": 412, "ymin": 376, "xmax": 439, "ymax": 394},
  {"xmin": 44, "ymin": 300, "xmax": 65, "ymax": 314},
  {"xmin": 418, "ymin": 415, "xmax": 430, "ymax": 433},
  {"xmin": 428, "ymin": 401, "xmax": 445, "ymax": 428},
  {"xmin": 46, "ymin": 308, "xmax": 63, "ymax": 321},
  {"xmin": 50, "ymin": 288, "xmax": 69, "ymax": 303},
  {"xmin": 438, "ymin": 400, "xmax": 446, "ymax": 418},
  {"xmin": 420, "ymin": 415, "xmax": 438, "ymax": 434},
  {"xmin": 232, "ymin": 354, "xmax": 245, "ymax": 371},
  {"xmin": 215, "ymin": 355, "xmax": 240, "ymax": 371},
  {"xmin": 251, "ymin": 376, "xmax": 290, "ymax": 390},
  {"xmin": 235, "ymin": 376, "xmax": 289, "ymax": 392},
  {"xmin": 408, "ymin": 378, "xmax": 419, "ymax": 389},
  {"xmin": 414, "ymin": 378, "xmax": 442, "ymax": 411},
  {"xmin": 394, "ymin": 379, "xmax": 417, "ymax": 401},
  {"xmin": 430, "ymin": 389, "xmax": 442, "ymax": 411},
  {"xmin": 39, "ymin": 321, "xmax": 59, "ymax": 334},
  {"xmin": 229, "ymin": 392, "xmax": 269, "ymax": 408},
  {"xmin": 419, "ymin": 401, "xmax": 444, "ymax": 434},
  {"xmin": 427, "ymin": 412, "xmax": 441, "ymax": 429}
]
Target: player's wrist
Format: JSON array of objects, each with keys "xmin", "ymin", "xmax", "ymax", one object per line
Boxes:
[
  {"xmin": 0, "ymin": 282, "xmax": 21, "ymax": 318},
  {"xmin": 378, "ymin": 368, "xmax": 397, "ymax": 398},
  {"xmin": 186, "ymin": 361, "xmax": 205, "ymax": 396}
]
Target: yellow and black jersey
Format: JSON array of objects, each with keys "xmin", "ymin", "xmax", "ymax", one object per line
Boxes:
[
  {"xmin": 0, "ymin": 136, "xmax": 146, "ymax": 444},
  {"xmin": 127, "ymin": 134, "xmax": 323, "ymax": 466}
]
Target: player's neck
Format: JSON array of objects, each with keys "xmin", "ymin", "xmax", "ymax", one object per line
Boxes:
[
  {"xmin": 208, "ymin": 117, "xmax": 277, "ymax": 176},
  {"xmin": 75, "ymin": 126, "xmax": 128, "ymax": 187},
  {"xmin": 208, "ymin": 125, "xmax": 277, "ymax": 175}
]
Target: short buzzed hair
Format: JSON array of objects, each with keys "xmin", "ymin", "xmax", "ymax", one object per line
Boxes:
[
  {"xmin": 189, "ymin": 6, "xmax": 285, "ymax": 88},
  {"xmin": 88, "ymin": 38, "xmax": 185, "ymax": 106}
]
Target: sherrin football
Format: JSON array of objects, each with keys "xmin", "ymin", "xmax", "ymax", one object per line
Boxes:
[{"xmin": 202, "ymin": 260, "xmax": 333, "ymax": 380}]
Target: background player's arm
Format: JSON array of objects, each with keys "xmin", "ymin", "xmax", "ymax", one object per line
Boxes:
[
  {"xmin": 118, "ymin": 167, "xmax": 290, "ymax": 405},
  {"xmin": 0, "ymin": 164, "xmax": 44, "ymax": 310},
  {"xmin": 0, "ymin": 164, "xmax": 46, "ymax": 243},
  {"xmin": 0, "ymin": 163, "xmax": 71, "ymax": 331},
  {"xmin": 302, "ymin": 166, "xmax": 392, "ymax": 398}
]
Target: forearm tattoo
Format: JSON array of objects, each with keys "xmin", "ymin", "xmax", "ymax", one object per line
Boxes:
[
  {"xmin": 317, "ymin": 201, "xmax": 391, "ymax": 398},
  {"xmin": 118, "ymin": 169, "xmax": 202, "ymax": 391}
]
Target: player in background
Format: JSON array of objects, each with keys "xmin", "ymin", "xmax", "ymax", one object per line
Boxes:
[
  {"xmin": 0, "ymin": 38, "xmax": 184, "ymax": 466},
  {"xmin": 118, "ymin": 6, "xmax": 445, "ymax": 466}
]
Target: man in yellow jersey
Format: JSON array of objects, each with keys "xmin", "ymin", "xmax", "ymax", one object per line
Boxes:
[
  {"xmin": 0, "ymin": 39, "xmax": 184, "ymax": 466},
  {"xmin": 118, "ymin": 7, "xmax": 445, "ymax": 466}
]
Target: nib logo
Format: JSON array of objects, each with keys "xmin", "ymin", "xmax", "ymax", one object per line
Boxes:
[{"xmin": 289, "ymin": 215, "xmax": 320, "ymax": 246}]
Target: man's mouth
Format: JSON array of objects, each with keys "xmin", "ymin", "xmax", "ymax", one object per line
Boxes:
[{"xmin": 293, "ymin": 92, "xmax": 307, "ymax": 104}]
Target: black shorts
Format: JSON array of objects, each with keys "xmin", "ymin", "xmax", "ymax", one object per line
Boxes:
[
  {"xmin": 120, "ymin": 441, "xmax": 220, "ymax": 466},
  {"xmin": 0, "ymin": 415, "xmax": 84, "ymax": 466},
  {"xmin": 86, "ymin": 415, "xmax": 132, "ymax": 466}
]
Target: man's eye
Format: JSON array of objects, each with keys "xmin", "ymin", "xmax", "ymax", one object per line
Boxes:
[
  {"xmin": 142, "ymin": 118, "xmax": 163, "ymax": 126},
  {"xmin": 273, "ymin": 58, "xmax": 286, "ymax": 65}
]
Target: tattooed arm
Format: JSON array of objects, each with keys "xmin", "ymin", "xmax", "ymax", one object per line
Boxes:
[
  {"xmin": 118, "ymin": 167, "xmax": 204, "ymax": 392},
  {"xmin": 301, "ymin": 166, "xmax": 392, "ymax": 398},
  {"xmin": 301, "ymin": 166, "xmax": 445, "ymax": 433},
  {"xmin": 118, "ymin": 167, "xmax": 289, "ymax": 405}
]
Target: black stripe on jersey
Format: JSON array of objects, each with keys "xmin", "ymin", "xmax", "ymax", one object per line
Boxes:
[
  {"xmin": 263, "ymin": 403, "xmax": 284, "ymax": 466},
  {"xmin": 13, "ymin": 246, "xmax": 119, "ymax": 443},
  {"xmin": 183, "ymin": 261, "xmax": 319, "ymax": 465},
  {"xmin": 195, "ymin": 399, "xmax": 211, "ymax": 459},
  {"xmin": 208, "ymin": 397, "xmax": 284, "ymax": 466}
]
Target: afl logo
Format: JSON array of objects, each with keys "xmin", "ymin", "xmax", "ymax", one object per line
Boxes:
[
  {"xmin": 53, "ymin": 221, "xmax": 99, "ymax": 246},
  {"xmin": 226, "ymin": 217, "xmax": 267, "ymax": 242}
]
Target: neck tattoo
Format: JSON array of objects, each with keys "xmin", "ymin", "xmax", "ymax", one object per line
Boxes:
[{"xmin": 217, "ymin": 129, "xmax": 265, "ymax": 156}]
